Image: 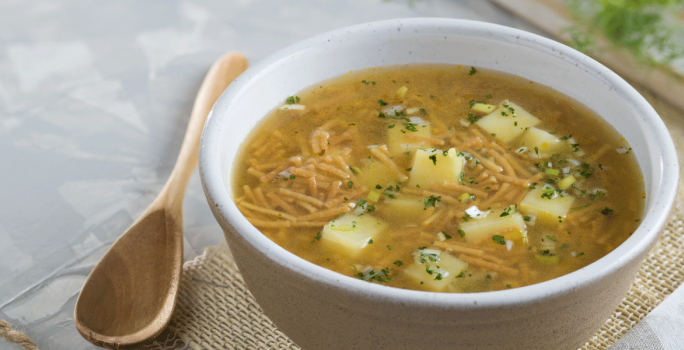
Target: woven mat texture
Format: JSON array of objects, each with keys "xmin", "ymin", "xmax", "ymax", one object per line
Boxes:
[{"xmin": 153, "ymin": 82, "xmax": 684, "ymax": 350}]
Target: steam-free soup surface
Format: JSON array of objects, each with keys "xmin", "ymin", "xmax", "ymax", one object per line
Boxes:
[{"xmin": 232, "ymin": 65, "xmax": 643, "ymax": 293}]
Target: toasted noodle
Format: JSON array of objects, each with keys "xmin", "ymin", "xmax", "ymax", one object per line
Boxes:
[
  {"xmin": 265, "ymin": 192, "xmax": 299, "ymax": 215},
  {"xmin": 439, "ymin": 181, "xmax": 489, "ymax": 198},
  {"xmin": 329, "ymin": 129, "xmax": 354, "ymax": 145},
  {"xmin": 298, "ymin": 204, "xmax": 352, "ymax": 221},
  {"xmin": 370, "ymin": 146, "xmax": 409, "ymax": 182},
  {"xmin": 295, "ymin": 200, "xmax": 318, "ymax": 213},
  {"xmin": 324, "ymin": 186, "xmax": 369, "ymax": 208},
  {"xmin": 481, "ymin": 182, "xmax": 511, "ymax": 207},
  {"xmin": 491, "ymin": 172, "xmax": 530, "ymax": 187},
  {"xmin": 421, "ymin": 190, "xmax": 459, "ymax": 204},
  {"xmin": 253, "ymin": 187, "xmax": 271, "ymax": 209},
  {"xmin": 279, "ymin": 188, "xmax": 325, "ymax": 207},
  {"xmin": 291, "ymin": 221, "xmax": 331, "ymax": 227},
  {"xmin": 404, "ymin": 133, "xmax": 446, "ymax": 145},
  {"xmin": 327, "ymin": 180, "xmax": 342, "ymax": 202},
  {"xmin": 422, "ymin": 209, "xmax": 442, "ymax": 226},
  {"xmin": 503, "ymin": 187, "xmax": 520, "ymax": 202},
  {"xmin": 488, "ymin": 149, "xmax": 515, "ymax": 176},
  {"xmin": 479, "ymin": 253, "xmax": 506, "ymax": 265},
  {"xmin": 311, "ymin": 129, "xmax": 330, "ymax": 155},
  {"xmin": 465, "ymin": 148, "xmax": 504, "ymax": 173},
  {"xmin": 239, "ymin": 201, "xmax": 297, "ymax": 222},
  {"xmin": 431, "ymin": 209, "xmax": 456, "ymax": 228},
  {"xmin": 458, "ymin": 254, "xmax": 519, "ymax": 276},
  {"xmin": 289, "ymin": 167, "xmax": 319, "ymax": 180},
  {"xmin": 588, "ymin": 144, "xmax": 611, "ymax": 163},
  {"xmin": 503, "ymin": 152, "xmax": 533, "ymax": 178},
  {"xmin": 247, "ymin": 167, "xmax": 267, "ymax": 178},
  {"xmin": 377, "ymin": 144, "xmax": 391, "ymax": 156},
  {"xmin": 242, "ymin": 185, "xmax": 258, "ymax": 204},
  {"xmin": 255, "ymin": 138, "xmax": 280, "ymax": 157},
  {"xmin": 433, "ymin": 240, "xmax": 485, "ymax": 257},
  {"xmin": 308, "ymin": 177, "xmax": 319, "ymax": 198},
  {"xmin": 442, "ymin": 239, "xmax": 500, "ymax": 253},
  {"xmin": 298, "ymin": 134, "xmax": 311, "ymax": 157},
  {"xmin": 315, "ymin": 162, "xmax": 350, "ymax": 179},
  {"xmin": 246, "ymin": 217, "xmax": 291, "ymax": 228},
  {"xmin": 260, "ymin": 161, "xmax": 293, "ymax": 183},
  {"xmin": 332, "ymin": 155, "xmax": 354, "ymax": 176},
  {"xmin": 464, "ymin": 136, "xmax": 485, "ymax": 149}
]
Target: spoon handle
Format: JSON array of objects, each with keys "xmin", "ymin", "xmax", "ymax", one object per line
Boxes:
[{"xmin": 162, "ymin": 52, "xmax": 249, "ymax": 206}]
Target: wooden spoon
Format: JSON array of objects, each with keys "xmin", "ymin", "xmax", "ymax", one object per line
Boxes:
[{"xmin": 74, "ymin": 52, "xmax": 248, "ymax": 349}]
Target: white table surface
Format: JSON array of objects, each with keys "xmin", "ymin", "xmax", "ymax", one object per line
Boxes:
[{"xmin": 0, "ymin": 1, "xmax": 543, "ymax": 348}]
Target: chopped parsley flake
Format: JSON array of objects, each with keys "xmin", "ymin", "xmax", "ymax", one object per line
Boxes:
[
  {"xmin": 469, "ymin": 66, "xmax": 477, "ymax": 75},
  {"xmin": 600, "ymin": 207, "xmax": 614, "ymax": 215},
  {"xmin": 467, "ymin": 113, "xmax": 481, "ymax": 124},
  {"xmin": 540, "ymin": 186, "xmax": 556, "ymax": 199},
  {"xmin": 355, "ymin": 267, "xmax": 393, "ymax": 283},
  {"xmin": 492, "ymin": 235, "xmax": 506, "ymax": 245},
  {"xmin": 579, "ymin": 163, "xmax": 592, "ymax": 178},
  {"xmin": 423, "ymin": 195, "xmax": 441, "ymax": 210},
  {"xmin": 377, "ymin": 99, "xmax": 388, "ymax": 106}
]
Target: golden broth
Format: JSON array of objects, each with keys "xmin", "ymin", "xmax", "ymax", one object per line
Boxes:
[{"xmin": 232, "ymin": 65, "xmax": 644, "ymax": 293}]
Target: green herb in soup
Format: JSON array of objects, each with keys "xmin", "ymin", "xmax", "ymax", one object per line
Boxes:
[{"xmin": 232, "ymin": 65, "xmax": 644, "ymax": 293}]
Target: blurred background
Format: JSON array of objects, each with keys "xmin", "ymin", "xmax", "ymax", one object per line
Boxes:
[{"xmin": 1, "ymin": 0, "xmax": 682, "ymax": 349}]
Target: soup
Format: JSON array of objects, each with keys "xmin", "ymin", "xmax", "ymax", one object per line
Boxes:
[{"xmin": 231, "ymin": 65, "xmax": 644, "ymax": 293}]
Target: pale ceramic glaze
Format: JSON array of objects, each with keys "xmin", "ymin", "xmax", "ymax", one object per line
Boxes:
[{"xmin": 199, "ymin": 19, "xmax": 678, "ymax": 350}]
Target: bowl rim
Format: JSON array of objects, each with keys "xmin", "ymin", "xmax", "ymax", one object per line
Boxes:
[{"xmin": 200, "ymin": 18, "xmax": 679, "ymax": 311}]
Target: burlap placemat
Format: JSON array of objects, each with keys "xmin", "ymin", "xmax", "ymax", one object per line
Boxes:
[{"xmin": 153, "ymin": 83, "xmax": 684, "ymax": 350}]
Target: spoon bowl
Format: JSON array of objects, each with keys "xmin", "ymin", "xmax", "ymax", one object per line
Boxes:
[{"xmin": 74, "ymin": 52, "xmax": 248, "ymax": 348}]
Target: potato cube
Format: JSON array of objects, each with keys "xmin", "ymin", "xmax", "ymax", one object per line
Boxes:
[
  {"xmin": 321, "ymin": 213, "xmax": 388, "ymax": 257},
  {"xmin": 404, "ymin": 249, "xmax": 468, "ymax": 292},
  {"xmin": 460, "ymin": 212, "xmax": 526, "ymax": 244},
  {"xmin": 476, "ymin": 102, "xmax": 541, "ymax": 143},
  {"xmin": 355, "ymin": 159, "xmax": 396, "ymax": 190},
  {"xmin": 387, "ymin": 117, "xmax": 432, "ymax": 156},
  {"xmin": 518, "ymin": 127, "xmax": 569, "ymax": 158},
  {"xmin": 558, "ymin": 175, "xmax": 577, "ymax": 190},
  {"xmin": 408, "ymin": 148, "xmax": 464, "ymax": 189},
  {"xmin": 520, "ymin": 185, "xmax": 575, "ymax": 222},
  {"xmin": 471, "ymin": 102, "xmax": 496, "ymax": 113},
  {"xmin": 380, "ymin": 194, "xmax": 425, "ymax": 225}
]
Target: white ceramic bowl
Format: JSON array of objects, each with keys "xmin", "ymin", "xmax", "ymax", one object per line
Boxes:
[{"xmin": 200, "ymin": 19, "xmax": 678, "ymax": 350}]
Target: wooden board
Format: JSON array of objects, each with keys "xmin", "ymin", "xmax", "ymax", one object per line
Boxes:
[{"xmin": 490, "ymin": 0, "xmax": 684, "ymax": 112}]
